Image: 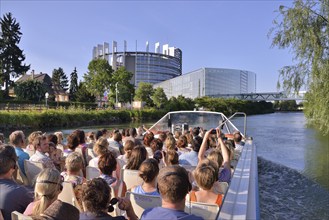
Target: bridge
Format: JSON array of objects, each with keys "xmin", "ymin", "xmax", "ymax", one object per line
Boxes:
[{"xmin": 209, "ymin": 91, "xmax": 306, "ymax": 101}]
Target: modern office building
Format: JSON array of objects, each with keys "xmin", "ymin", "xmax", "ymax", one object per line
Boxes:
[
  {"xmin": 153, "ymin": 68, "xmax": 256, "ymax": 99},
  {"xmin": 92, "ymin": 41, "xmax": 182, "ymax": 87}
]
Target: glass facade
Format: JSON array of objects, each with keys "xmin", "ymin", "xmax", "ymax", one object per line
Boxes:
[
  {"xmin": 111, "ymin": 51, "xmax": 182, "ymax": 87},
  {"xmin": 154, "ymin": 68, "xmax": 256, "ymax": 99}
]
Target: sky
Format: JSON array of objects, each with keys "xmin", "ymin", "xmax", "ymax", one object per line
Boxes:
[{"xmin": 1, "ymin": 0, "xmax": 295, "ymax": 92}]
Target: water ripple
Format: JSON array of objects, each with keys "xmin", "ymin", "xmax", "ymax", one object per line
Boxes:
[{"xmin": 258, "ymin": 157, "xmax": 329, "ymax": 219}]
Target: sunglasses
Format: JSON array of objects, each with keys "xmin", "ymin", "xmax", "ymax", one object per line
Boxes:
[
  {"xmin": 108, "ymin": 198, "xmax": 118, "ymax": 212},
  {"xmin": 37, "ymin": 177, "xmax": 64, "ymax": 191}
]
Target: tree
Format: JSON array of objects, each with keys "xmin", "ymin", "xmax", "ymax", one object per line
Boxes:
[
  {"xmin": 52, "ymin": 67, "xmax": 68, "ymax": 91},
  {"xmin": 75, "ymin": 81, "xmax": 96, "ymax": 103},
  {"xmin": 152, "ymin": 87, "xmax": 168, "ymax": 108},
  {"xmin": 110, "ymin": 67, "xmax": 134, "ymax": 103},
  {"xmin": 0, "ymin": 13, "xmax": 30, "ymax": 97},
  {"xmin": 69, "ymin": 67, "xmax": 78, "ymax": 101},
  {"xmin": 270, "ymin": 0, "xmax": 329, "ymax": 135},
  {"xmin": 14, "ymin": 80, "xmax": 46, "ymax": 101},
  {"xmin": 83, "ymin": 59, "xmax": 113, "ymax": 98},
  {"xmin": 134, "ymin": 82, "xmax": 154, "ymax": 107}
]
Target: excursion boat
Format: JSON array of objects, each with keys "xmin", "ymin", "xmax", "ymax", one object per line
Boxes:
[{"xmin": 148, "ymin": 110, "xmax": 260, "ymax": 220}]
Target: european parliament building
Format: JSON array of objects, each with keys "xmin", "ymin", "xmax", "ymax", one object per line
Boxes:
[
  {"xmin": 153, "ymin": 68, "xmax": 256, "ymax": 99},
  {"xmin": 92, "ymin": 41, "xmax": 182, "ymax": 87}
]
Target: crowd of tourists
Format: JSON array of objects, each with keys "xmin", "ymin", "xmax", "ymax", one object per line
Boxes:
[{"xmin": 0, "ymin": 125, "xmax": 244, "ymax": 220}]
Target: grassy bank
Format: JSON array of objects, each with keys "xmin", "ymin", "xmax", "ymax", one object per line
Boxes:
[
  {"xmin": 0, "ymin": 108, "xmax": 165, "ymax": 130},
  {"xmin": 0, "ymin": 99, "xmax": 274, "ymax": 130}
]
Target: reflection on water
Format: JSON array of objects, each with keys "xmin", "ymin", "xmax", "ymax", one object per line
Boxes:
[{"xmin": 246, "ymin": 112, "xmax": 329, "ymax": 190}]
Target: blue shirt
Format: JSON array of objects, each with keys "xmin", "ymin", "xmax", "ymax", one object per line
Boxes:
[
  {"xmin": 133, "ymin": 185, "xmax": 160, "ymax": 196},
  {"xmin": 178, "ymin": 151, "xmax": 199, "ymax": 166},
  {"xmin": 14, "ymin": 147, "xmax": 30, "ymax": 175},
  {"xmin": 141, "ymin": 207, "xmax": 204, "ymax": 220}
]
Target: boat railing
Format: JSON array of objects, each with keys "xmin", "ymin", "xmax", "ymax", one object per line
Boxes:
[
  {"xmin": 221, "ymin": 112, "xmax": 247, "ymax": 137},
  {"xmin": 218, "ymin": 138, "xmax": 260, "ymax": 220}
]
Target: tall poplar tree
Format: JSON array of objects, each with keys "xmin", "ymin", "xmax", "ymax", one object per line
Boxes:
[
  {"xmin": 0, "ymin": 12, "xmax": 30, "ymax": 97},
  {"xmin": 69, "ymin": 67, "xmax": 78, "ymax": 101},
  {"xmin": 270, "ymin": 0, "xmax": 329, "ymax": 135}
]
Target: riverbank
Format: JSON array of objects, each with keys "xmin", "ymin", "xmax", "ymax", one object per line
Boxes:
[{"xmin": 0, "ymin": 99, "xmax": 275, "ymax": 131}]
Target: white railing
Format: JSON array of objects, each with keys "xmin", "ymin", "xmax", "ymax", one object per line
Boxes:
[{"xmin": 218, "ymin": 139, "xmax": 260, "ymax": 220}]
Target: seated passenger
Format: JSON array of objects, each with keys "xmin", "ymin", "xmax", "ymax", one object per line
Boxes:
[
  {"xmin": 189, "ymin": 159, "xmax": 223, "ymax": 206},
  {"xmin": 141, "ymin": 165, "xmax": 203, "ymax": 220},
  {"xmin": 88, "ymin": 137, "xmax": 109, "ymax": 167},
  {"xmin": 117, "ymin": 140, "xmax": 135, "ymax": 164},
  {"xmin": 143, "ymin": 132, "xmax": 154, "ymax": 157},
  {"xmin": 54, "ymin": 131, "xmax": 66, "ymax": 151},
  {"xmin": 9, "ymin": 130, "xmax": 29, "ymax": 175},
  {"xmin": 176, "ymin": 135, "xmax": 190, "ymax": 155},
  {"xmin": 125, "ymin": 146, "xmax": 147, "ymax": 170},
  {"xmin": 198, "ymin": 129, "xmax": 232, "ymax": 183},
  {"xmin": 80, "ymin": 178, "xmax": 138, "ymax": 220},
  {"xmin": 24, "ymin": 168, "xmax": 63, "ymax": 216},
  {"xmin": 63, "ymin": 133, "xmax": 79, "ymax": 157},
  {"xmin": 131, "ymin": 158, "xmax": 160, "ymax": 196},
  {"xmin": 164, "ymin": 135, "xmax": 176, "ymax": 151},
  {"xmin": 0, "ymin": 144, "xmax": 33, "ymax": 220},
  {"xmin": 233, "ymin": 131, "xmax": 244, "ymax": 153},
  {"xmin": 61, "ymin": 152, "xmax": 86, "ymax": 208},
  {"xmin": 30, "ymin": 134, "xmax": 55, "ymax": 169},
  {"xmin": 98, "ymin": 152, "xmax": 127, "ymax": 197},
  {"xmin": 25, "ymin": 131, "xmax": 42, "ymax": 154},
  {"xmin": 48, "ymin": 142, "xmax": 64, "ymax": 171},
  {"xmin": 109, "ymin": 132, "xmax": 123, "ymax": 157},
  {"xmin": 179, "ymin": 136, "xmax": 203, "ymax": 166},
  {"xmin": 163, "ymin": 150, "xmax": 179, "ymax": 167}
]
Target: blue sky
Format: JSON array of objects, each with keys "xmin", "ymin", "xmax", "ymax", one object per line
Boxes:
[{"xmin": 1, "ymin": 0, "xmax": 294, "ymax": 92}]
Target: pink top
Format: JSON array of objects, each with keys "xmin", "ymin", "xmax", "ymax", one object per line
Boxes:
[{"xmin": 23, "ymin": 201, "xmax": 35, "ymax": 216}]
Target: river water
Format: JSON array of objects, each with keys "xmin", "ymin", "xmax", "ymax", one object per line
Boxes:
[{"xmin": 243, "ymin": 112, "xmax": 329, "ymax": 219}]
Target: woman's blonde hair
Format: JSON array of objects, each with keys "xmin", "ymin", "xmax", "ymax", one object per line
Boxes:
[
  {"xmin": 65, "ymin": 152, "xmax": 84, "ymax": 172},
  {"xmin": 164, "ymin": 135, "xmax": 176, "ymax": 151},
  {"xmin": 33, "ymin": 168, "xmax": 62, "ymax": 216},
  {"xmin": 93, "ymin": 137, "xmax": 109, "ymax": 156}
]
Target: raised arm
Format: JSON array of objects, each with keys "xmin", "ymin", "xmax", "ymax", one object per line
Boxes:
[
  {"xmin": 198, "ymin": 129, "xmax": 212, "ymax": 165},
  {"xmin": 216, "ymin": 128, "xmax": 230, "ymax": 168}
]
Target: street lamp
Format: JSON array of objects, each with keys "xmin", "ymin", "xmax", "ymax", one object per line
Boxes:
[
  {"xmin": 115, "ymin": 82, "xmax": 118, "ymax": 105},
  {"xmin": 45, "ymin": 92, "xmax": 49, "ymax": 108}
]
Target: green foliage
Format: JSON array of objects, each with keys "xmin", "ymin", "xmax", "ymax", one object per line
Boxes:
[
  {"xmin": 14, "ymin": 80, "xmax": 46, "ymax": 101},
  {"xmin": 274, "ymin": 100, "xmax": 299, "ymax": 111},
  {"xmin": 110, "ymin": 67, "xmax": 134, "ymax": 103},
  {"xmin": 0, "ymin": 108, "xmax": 167, "ymax": 129},
  {"xmin": 83, "ymin": 59, "xmax": 113, "ymax": 97},
  {"xmin": 52, "ymin": 67, "xmax": 68, "ymax": 91},
  {"xmin": 69, "ymin": 67, "xmax": 78, "ymax": 101},
  {"xmin": 0, "ymin": 12, "xmax": 30, "ymax": 97},
  {"xmin": 195, "ymin": 97, "xmax": 274, "ymax": 115},
  {"xmin": 270, "ymin": 0, "xmax": 329, "ymax": 134},
  {"xmin": 304, "ymin": 61, "xmax": 329, "ymax": 135},
  {"xmin": 152, "ymin": 87, "xmax": 168, "ymax": 108},
  {"xmin": 165, "ymin": 95, "xmax": 195, "ymax": 111},
  {"xmin": 75, "ymin": 81, "xmax": 96, "ymax": 103},
  {"xmin": 134, "ymin": 82, "xmax": 154, "ymax": 107}
]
